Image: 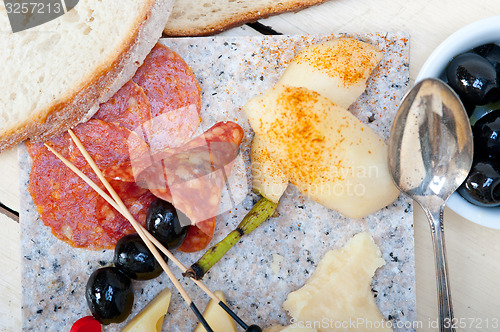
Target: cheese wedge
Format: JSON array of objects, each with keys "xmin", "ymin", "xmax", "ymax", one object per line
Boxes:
[
  {"xmin": 194, "ymin": 291, "xmax": 237, "ymax": 332},
  {"xmin": 283, "ymin": 232, "xmax": 391, "ymax": 332},
  {"xmin": 277, "ymin": 38, "xmax": 382, "ymax": 109},
  {"xmin": 251, "ymin": 135, "xmax": 289, "ymax": 203},
  {"xmin": 121, "ymin": 288, "xmax": 171, "ymax": 332},
  {"xmin": 245, "ymin": 85, "xmax": 399, "ymax": 218}
]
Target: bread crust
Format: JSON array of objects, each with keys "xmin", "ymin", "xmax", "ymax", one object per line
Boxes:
[
  {"xmin": 163, "ymin": 0, "xmax": 329, "ymax": 36},
  {"xmin": 0, "ymin": 0, "xmax": 174, "ymax": 152}
]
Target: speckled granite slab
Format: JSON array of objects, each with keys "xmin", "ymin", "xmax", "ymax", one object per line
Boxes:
[{"xmin": 20, "ymin": 33, "xmax": 415, "ymax": 331}]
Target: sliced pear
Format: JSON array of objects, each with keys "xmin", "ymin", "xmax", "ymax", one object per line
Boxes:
[
  {"xmin": 283, "ymin": 232, "xmax": 391, "ymax": 332},
  {"xmin": 121, "ymin": 288, "xmax": 171, "ymax": 332},
  {"xmin": 245, "ymin": 85, "xmax": 399, "ymax": 219},
  {"xmin": 251, "ymin": 134, "xmax": 289, "ymax": 203},
  {"xmin": 194, "ymin": 291, "xmax": 237, "ymax": 332},
  {"xmin": 277, "ymin": 38, "xmax": 382, "ymax": 108}
]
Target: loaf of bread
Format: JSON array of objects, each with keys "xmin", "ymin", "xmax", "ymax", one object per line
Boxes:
[
  {"xmin": 0, "ymin": 0, "xmax": 174, "ymax": 152},
  {"xmin": 163, "ymin": 0, "xmax": 330, "ymax": 36}
]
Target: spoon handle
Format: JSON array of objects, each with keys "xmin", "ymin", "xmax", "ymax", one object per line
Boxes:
[{"xmin": 425, "ymin": 206, "xmax": 455, "ymax": 332}]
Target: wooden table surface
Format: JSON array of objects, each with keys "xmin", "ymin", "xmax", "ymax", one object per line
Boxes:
[{"xmin": 2, "ymin": 1, "xmax": 500, "ymax": 331}]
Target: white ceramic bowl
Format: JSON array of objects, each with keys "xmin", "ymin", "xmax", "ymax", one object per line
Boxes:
[{"xmin": 417, "ymin": 15, "xmax": 500, "ymax": 229}]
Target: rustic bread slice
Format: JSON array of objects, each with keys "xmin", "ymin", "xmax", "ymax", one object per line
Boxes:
[
  {"xmin": 163, "ymin": 0, "xmax": 329, "ymax": 36},
  {"xmin": 0, "ymin": 0, "xmax": 174, "ymax": 152}
]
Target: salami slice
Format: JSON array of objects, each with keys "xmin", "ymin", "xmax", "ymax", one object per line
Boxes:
[
  {"xmin": 132, "ymin": 43, "xmax": 201, "ymax": 152},
  {"xmin": 27, "ymin": 131, "xmax": 155, "ymax": 250},
  {"xmin": 177, "ymin": 218, "xmax": 215, "ymax": 253},
  {"xmin": 138, "ymin": 121, "xmax": 244, "ymax": 244},
  {"xmin": 134, "ymin": 104, "xmax": 201, "ymax": 156},
  {"xmin": 133, "ymin": 43, "xmax": 201, "ymax": 118},
  {"xmin": 25, "ymin": 45, "xmax": 208, "ymax": 251},
  {"xmin": 68, "ymin": 120, "xmax": 150, "ymax": 182},
  {"xmin": 92, "ymin": 81, "xmax": 153, "ymax": 131}
]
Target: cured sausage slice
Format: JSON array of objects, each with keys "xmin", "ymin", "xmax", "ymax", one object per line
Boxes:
[
  {"xmin": 132, "ymin": 43, "xmax": 201, "ymax": 118},
  {"xmin": 138, "ymin": 121, "xmax": 244, "ymax": 245},
  {"xmin": 132, "ymin": 43, "xmax": 201, "ymax": 153},
  {"xmin": 134, "ymin": 105, "xmax": 202, "ymax": 156},
  {"xmin": 92, "ymin": 44, "xmax": 204, "ymax": 182},
  {"xmin": 26, "ymin": 122, "xmax": 155, "ymax": 250},
  {"xmin": 177, "ymin": 218, "xmax": 215, "ymax": 253},
  {"xmin": 26, "ymin": 44, "xmax": 208, "ymax": 251},
  {"xmin": 109, "ymin": 108, "xmax": 204, "ymax": 183},
  {"xmin": 92, "ymin": 81, "xmax": 152, "ymax": 131},
  {"xmin": 69, "ymin": 120, "xmax": 150, "ymax": 182}
]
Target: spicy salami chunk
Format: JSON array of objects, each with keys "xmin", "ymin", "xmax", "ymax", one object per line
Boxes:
[
  {"xmin": 138, "ymin": 121, "xmax": 244, "ymax": 243},
  {"xmin": 133, "ymin": 43, "xmax": 201, "ymax": 118},
  {"xmin": 177, "ymin": 219, "xmax": 215, "ymax": 253},
  {"xmin": 92, "ymin": 80, "xmax": 152, "ymax": 131},
  {"xmin": 71, "ymin": 120, "xmax": 149, "ymax": 182},
  {"xmin": 132, "ymin": 43, "xmax": 202, "ymax": 154},
  {"xmin": 135, "ymin": 105, "xmax": 202, "ymax": 156},
  {"xmin": 26, "ymin": 122, "xmax": 155, "ymax": 250}
]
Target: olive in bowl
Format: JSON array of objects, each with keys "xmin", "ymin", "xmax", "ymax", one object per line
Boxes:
[
  {"xmin": 417, "ymin": 15, "xmax": 500, "ymax": 228},
  {"xmin": 472, "ymin": 109, "xmax": 500, "ymax": 158},
  {"xmin": 445, "ymin": 56, "xmax": 500, "ymax": 208},
  {"xmin": 446, "ymin": 52, "xmax": 499, "ymax": 106},
  {"xmin": 85, "ymin": 267, "xmax": 134, "ymax": 325},
  {"xmin": 456, "ymin": 110, "xmax": 500, "ymax": 207},
  {"xmin": 457, "ymin": 158, "xmax": 500, "ymax": 207},
  {"xmin": 473, "ymin": 43, "xmax": 500, "ymax": 74}
]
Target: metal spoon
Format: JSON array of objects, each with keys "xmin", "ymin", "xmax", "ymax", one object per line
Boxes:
[{"xmin": 388, "ymin": 78, "xmax": 473, "ymax": 332}]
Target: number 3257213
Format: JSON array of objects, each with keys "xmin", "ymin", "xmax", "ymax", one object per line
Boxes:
[{"xmin": 5, "ymin": 2, "xmax": 62, "ymax": 14}]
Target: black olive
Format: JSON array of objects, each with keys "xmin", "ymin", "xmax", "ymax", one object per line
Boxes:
[
  {"xmin": 469, "ymin": 102, "xmax": 500, "ymax": 123},
  {"xmin": 85, "ymin": 267, "xmax": 134, "ymax": 325},
  {"xmin": 462, "ymin": 100, "xmax": 477, "ymax": 117},
  {"xmin": 473, "ymin": 43, "xmax": 500, "ymax": 74},
  {"xmin": 146, "ymin": 199, "xmax": 190, "ymax": 250},
  {"xmin": 446, "ymin": 53, "xmax": 499, "ymax": 105},
  {"xmin": 457, "ymin": 159, "xmax": 500, "ymax": 207},
  {"xmin": 472, "ymin": 109, "xmax": 500, "ymax": 158},
  {"xmin": 472, "ymin": 109, "xmax": 500, "ymax": 160},
  {"xmin": 114, "ymin": 234, "xmax": 164, "ymax": 280}
]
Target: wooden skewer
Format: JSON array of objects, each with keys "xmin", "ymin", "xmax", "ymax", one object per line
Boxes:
[
  {"xmin": 45, "ymin": 132, "xmax": 259, "ymax": 331},
  {"xmin": 49, "ymin": 133, "xmax": 214, "ymax": 332},
  {"xmin": 44, "ymin": 143, "xmax": 222, "ymax": 298}
]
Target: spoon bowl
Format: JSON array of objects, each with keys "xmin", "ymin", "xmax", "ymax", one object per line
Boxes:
[
  {"xmin": 389, "ymin": 78, "xmax": 473, "ymax": 331},
  {"xmin": 389, "ymin": 78, "xmax": 473, "ymax": 206}
]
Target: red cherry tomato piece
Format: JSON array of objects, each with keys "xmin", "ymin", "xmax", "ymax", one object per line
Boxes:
[{"xmin": 70, "ymin": 316, "xmax": 102, "ymax": 332}]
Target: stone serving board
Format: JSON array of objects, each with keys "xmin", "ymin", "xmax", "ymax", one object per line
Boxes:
[{"xmin": 20, "ymin": 33, "xmax": 415, "ymax": 331}]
